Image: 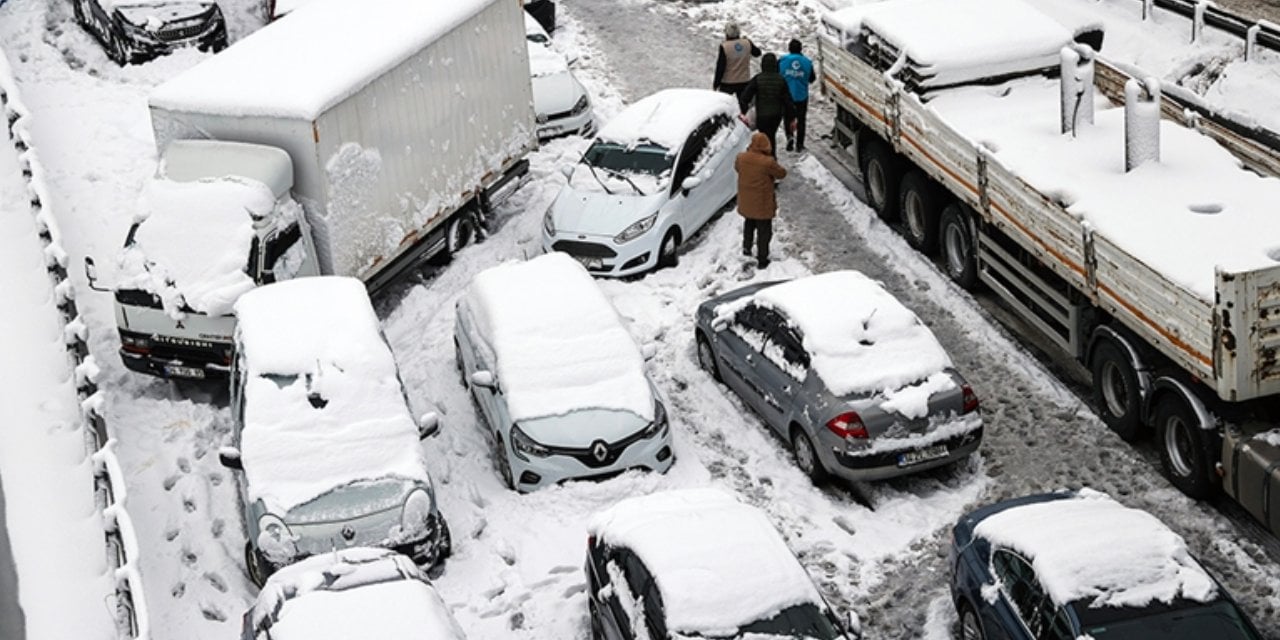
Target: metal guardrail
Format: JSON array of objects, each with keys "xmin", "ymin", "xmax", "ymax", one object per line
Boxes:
[
  {"xmin": 0, "ymin": 54, "xmax": 150, "ymax": 640},
  {"xmin": 1142, "ymin": 0, "xmax": 1280, "ymax": 55}
]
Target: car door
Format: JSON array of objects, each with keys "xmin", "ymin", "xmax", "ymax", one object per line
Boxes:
[
  {"xmin": 669, "ymin": 120, "xmax": 715, "ymax": 232},
  {"xmin": 718, "ymin": 304, "xmax": 783, "ymax": 419},
  {"xmin": 750, "ymin": 320, "xmax": 808, "ymax": 435},
  {"xmin": 698, "ymin": 114, "xmax": 744, "ymax": 214},
  {"xmin": 587, "ymin": 544, "xmax": 631, "ymax": 640},
  {"xmin": 990, "ymin": 549, "xmax": 1066, "ymax": 640}
]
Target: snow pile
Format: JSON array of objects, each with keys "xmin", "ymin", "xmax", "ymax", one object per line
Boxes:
[
  {"xmin": 459, "ymin": 253, "xmax": 654, "ymax": 421},
  {"xmin": 973, "ymin": 490, "xmax": 1218, "ymax": 608},
  {"xmin": 717, "ymin": 271, "xmax": 953, "ymax": 397},
  {"xmin": 589, "ymin": 489, "xmax": 825, "ymax": 636},
  {"xmin": 234, "ymin": 277, "xmax": 431, "ymax": 514},
  {"xmin": 528, "ymin": 40, "xmax": 570, "ymax": 78},
  {"xmin": 115, "ymin": 176, "xmax": 275, "ymax": 317},
  {"xmin": 931, "ymin": 77, "xmax": 1280, "ymax": 300},
  {"xmin": 1255, "ymin": 430, "xmax": 1280, "ymax": 448},
  {"xmin": 597, "ymin": 88, "xmax": 738, "ymax": 150}
]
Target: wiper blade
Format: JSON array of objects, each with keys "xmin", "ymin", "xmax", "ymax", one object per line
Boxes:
[
  {"xmin": 584, "ymin": 163, "xmax": 613, "ymax": 196},
  {"xmin": 604, "ymin": 168, "xmax": 646, "ymax": 196}
]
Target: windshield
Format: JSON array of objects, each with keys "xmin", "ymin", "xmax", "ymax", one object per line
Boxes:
[
  {"xmin": 284, "ymin": 478, "xmax": 412, "ymax": 525},
  {"xmin": 1082, "ymin": 600, "xmax": 1260, "ymax": 640},
  {"xmin": 695, "ymin": 603, "xmax": 843, "ymax": 640},
  {"xmin": 583, "ymin": 141, "xmax": 673, "ymax": 176}
]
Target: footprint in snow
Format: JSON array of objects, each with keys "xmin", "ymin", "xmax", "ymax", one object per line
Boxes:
[
  {"xmin": 177, "ymin": 457, "xmax": 191, "ymax": 474},
  {"xmin": 162, "ymin": 474, "xmax": 181, "ymax": 492},
  {"xmin": 164, "ymin": 527, "xmax": 180, "ymax": 542},
  {"xmin": 200, "ymin": 604, "xmax": 226, "ymax": 622},
  {"xmin": 210, "ymin": 519, "xmax": 225, "ymax": 539},
  {"xmin": 204, "ymin": 572, "xmax": 228, "ymax": 593},
  {"xmin": 170, "ymin": 582, "xmax": 186, "ymax": 599}
]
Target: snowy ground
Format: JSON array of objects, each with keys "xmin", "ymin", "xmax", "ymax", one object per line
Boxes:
[{"xmin": 1, "ymin": 0, "xmax": 1279, "ymax": 638}]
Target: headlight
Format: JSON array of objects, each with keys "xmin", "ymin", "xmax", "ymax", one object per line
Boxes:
[
  {"xmin": 614, "ymin": 212, "xmax": 658, "ymax": 244},
  {"xmin": 120, "ymin": 333, "xmax": 151, "ymax": 349},
  {"xmin": 255, "ymin": 514, "xmax": 298, "ymax": 564},
  {"xmin": 570, "ymin": 94, "xmax": 590, "ymax": 116},
  {"xmin": 642, "ymin": 401, "xmax": 668, "ymax": 439},
  {"xmin": 511, "ymin": 424, "xmax": 551, "ymax": 459},
  {"xmin": 543, "ymin": 209, "xmax": 556, "ymax": 236},
  {"xmin": 396, "ymin": 489, "xmax": 435, "ymax": 542}
]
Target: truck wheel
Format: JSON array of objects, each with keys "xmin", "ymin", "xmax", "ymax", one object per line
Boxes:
[
  {"xmin": 1090, "ymin": 340, "xmax": 1144, "ymax": 441},
  {"xmin": 899, "ymin": 171, "xmax": 943, "ymax": 255},
  {"xmin": 858, "ymin": 137, "xmax": 900, "ymax": 222},
  {"xmin": 939, "ymin": 204, "xmax": 978, "ymax": 290},
  {"xmin": 1155, "ymin": 395, "xmax": 1218, "ymax": 499}
]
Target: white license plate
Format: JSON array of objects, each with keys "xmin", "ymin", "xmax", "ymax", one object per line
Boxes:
[
  {"xmin": 574, "ymin": 255, "xmax": 603, "ymax": 269},
  {"xmin": 165, "ymin": 365, "xmax": 205, "ymax": 379},
  {"xmin": 897, "ymin": 444, "xmax": 948, "ymax": 467}
]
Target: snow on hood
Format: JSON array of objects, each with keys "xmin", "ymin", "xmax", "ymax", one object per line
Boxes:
[
  {"xmin": 115, "ymin": 176, "xmax": 276, "ymax": 318},
  {"xmin": 973, "ymin": 490, "xmax": 1218, "ymax": 609},
  {"xmin": 716, "ymin": 271, "xmax": 952, "ymax": 396},
  {"xmin": 233, "ymin": 277, "xmax": 431, "ymax": 515},
  {"xmin": 459, "ymin": 253, "xmax": 654, "ymax": 422},
  {"xmin": 589, "ymin": 489, "xmax": 825, "ymax": 636},
  {"xmin": 550, "ymin": 188, "xmax": 665, "ymax": 237},
  {"xmin": 597, "ymin": 88, "xmax": 738, "ymax": 150},
  {"xmin": 528, "ymin": 40, "xmax": 569, "ymax": 79}
]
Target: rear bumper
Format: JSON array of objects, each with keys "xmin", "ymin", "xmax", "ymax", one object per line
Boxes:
[{"xmin": 826, "ymin": 418, "xmax": 984, "ymax": 482}]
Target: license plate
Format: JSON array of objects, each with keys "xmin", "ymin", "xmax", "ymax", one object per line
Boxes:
[
  {"xmin": 165, "ymin": 365, "xmax": 205, "ymax": 379},
  {"xmin": 574, "ymin": 255, "xmax": 603, "ymax": 269},
  {"xmin": 897, "ymin": 444, "xmax": 948, "ymax": 467}
]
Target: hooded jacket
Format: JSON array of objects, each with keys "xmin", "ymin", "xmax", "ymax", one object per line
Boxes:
[
  {"xmin": 741, "ymin": 54, "xmax": 795, "ymax": 122},
  {"xmin": 734, "ymin": 132, "xmax": 788, "ymax": 220}
]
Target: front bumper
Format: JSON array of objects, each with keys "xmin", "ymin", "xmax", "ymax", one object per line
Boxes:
[
  {"xmin": 542, "ymin": 228, "xmax": 660, "ymax": 278},
  {"xmin": 118, "ymin": 17, "xmax": 227, "ymax": 63},
  {"xmin": 510, "ymin": 429, "xmax": 675, "ymax": 491},
  {"xmin": 119, "ymin": 339, "xmax": 233, "ymax": 380},
  {"xmin": 822, "ymin": 415, "xmax": 984, "ymax": 482},
  {"xmin": 538, "ymin": 109, "xmax": 595, "ymax": 141}
]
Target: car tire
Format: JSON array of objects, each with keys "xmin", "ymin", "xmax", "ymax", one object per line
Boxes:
[
  {"xmin": 425, "ymin": 516, "xmax": 452, "ymax": 578},
  {"xmin": 454, "ymin": 338, "xmax": 467, "ymax": 387},
  {"xmin": 1090, "ymin": 340, "xmax": 1144, "ymax": 442},
  {"xmin": 657, "ymin": 229, "xmax": 680, "ymax": 269},
  {"xmin": 1155, "ymin": 395, "xmax": 1218, "ymax": 499},
  {"xmin": 72, "ymin": 0, "xmax": 85, "ymax": 24},
  {"xmin": 898, "ymin": 171, "xmax": 943, "ymax": 255},
  {"xmin": 957, "ymin": 601, "xmax": 986, "ymax": 640},
  {"xmin": 245, "ymin": 542, "xmax": 271, "ymax": 588},
  {"xmin": 108, "ymin": 30, "xmax": 129, "ymax": 66},
  {"xmin": 696, "ymin": 331, "xmax": 721, "ymax": 382},
  {"xmin": 791, "ymin": 427, "xmax": 828, "ymax": 483},
  {"xmin": 939, "ymin": 203, "xmax": 978, "ymax": 290},
  {"xmin": 495, "ymin": 435, "xmax": 516, "ymax": 490},
  {"xmin": 588, "ymin": 597, "xmax": 606, "ymax": 640},
  {"xmin": 858, "ymin": 136, "xmax": 901, "ymax": 222}
]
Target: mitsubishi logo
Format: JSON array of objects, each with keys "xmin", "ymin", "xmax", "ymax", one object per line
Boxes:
[
  {"xmin": 174, "ymin": 319, "xmax": 185, "ymax": 329},
  {"xmin": 591, "ymin": 441, "xmax": 609, "ymax": 463},
  {"xmin": 341, "ymin": 526, "xmax": 356, "ymax": 541}
]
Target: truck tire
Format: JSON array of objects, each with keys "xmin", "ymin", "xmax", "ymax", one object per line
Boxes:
[
  {"xmin": 1090, "ymin": 340, "xmax": 1144, "ymax": 442},
  {"xmin": 899, "ymin": 171, "xmax": 943, "ymax": 255},
  {"xmin": 858, "ymin": 137, "xmax": 901, "ymax": 222},
  {"xmin": 939, "ymin": 204, "xmax": 978, "ymax": 290},
  {"xmin": 1155, "ymin": 395, "xmax": 1218, "ymax": 499},
  {"xmin": 430, "ymin": 210, "xmax": 480, "ymax": 266}
]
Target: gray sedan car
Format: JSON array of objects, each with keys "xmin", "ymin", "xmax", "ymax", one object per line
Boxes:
[{"xmin": 693, "ymin": 271, "xmax": 983, "ymax": 482}]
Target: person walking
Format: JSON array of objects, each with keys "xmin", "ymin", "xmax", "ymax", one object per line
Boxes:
[
  {"xmin": 735, "ymin": 132, "xmax": 787, "ymax": 269},
  {"xmin": 713, "ymin": 22, "xmax": 761, "ymax": 100},
  {"xmin": 780, "ymin": 38, "xmax": 816, "ymax": 152},
  {"xmin": 740, "ymin": 53, "xmax": 794, "ymax": 158}
]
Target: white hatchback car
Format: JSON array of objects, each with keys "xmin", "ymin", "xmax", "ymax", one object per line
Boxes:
[
  {"xmin": 542, "ymin": 88, "xmax": 749, "ymax": 277},
  {"xmin": 524, "ymin": 14, "xmax": 593, "ymax": 140},
  {"xmin": 454, "ymin": 253, "xmax": 674, "ymax": 491}
]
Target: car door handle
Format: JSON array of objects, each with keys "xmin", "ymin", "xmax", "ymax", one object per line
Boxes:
[
  {"xmin": 782, "ymin": 385, "xmax": 791, "ymax": 394},
  {"xmin": 744, "ymin": 354, "xmax": 755, "ymax": 366}
]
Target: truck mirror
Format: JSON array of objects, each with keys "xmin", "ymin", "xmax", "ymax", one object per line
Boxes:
[
  {"xmin": 219, "ymin": 446, "xmax": 244, "ymax": 471},
  {"xmin": 417, "ymin": 412, "xmax": 440, "ymax": 439},
  {"xmin": 470, "ymin": 370, "xmax": 497, "ymax": 390},
  {"xmin": 83, "ymin": 256, "xmax": 109, "ymax": 292}
]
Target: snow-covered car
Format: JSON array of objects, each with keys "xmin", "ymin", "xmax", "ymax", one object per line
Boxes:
[
  {"xmin": 586, "ymin": 489, "xmax": 860, "ymax": 640},
  {"xmin": 525, "ymin": 0, "xmax": 554, "ymax": 32},
  {"xmin": 219, "ymin": 277, "xmax": 450, "ymax": 585},
  {"xmin": 694, "ymin": 271, "xmax": 983, "ymax": 482},
  {"xmin": 71, "ymin": 0, "xmax": 227, "ymax": 65},
  {"xmin": 454, "ymin": 253, "xmax": 674, "ymax": 492},
  {"xmin": 525, "ymin": 14, "xmax": 593, "ymax": 140},
  {"xmin": 542, "ymin": 88, "xmax": 749, "ymax": 277},
  {"xmin": 950, "ymin": 490, "xmax": 1262, "ymax": 640},
  {"xmin": 240, "ymin": 548, "xmax": 467, "ymax": 640}
]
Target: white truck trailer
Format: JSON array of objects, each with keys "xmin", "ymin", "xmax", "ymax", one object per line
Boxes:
[
  {"xmin": 88, "ymin": 0, "xmax": 536, "ymax": 380},
  {"xmin": 819, "ymin": 0, "xmax": 1280, "ymax": 536}
]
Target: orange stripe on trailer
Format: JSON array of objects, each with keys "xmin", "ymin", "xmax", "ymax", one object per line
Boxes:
[
  {"xmin": 1097, "ymin": 282, "xmax": 1214, "ymax": 368},
  {"xmin": 824, "ymin": 77, "xmax": 886, "ymax": 125},
  {"xmin": 900, "ymin": 130, "xmax": 979, "ymax": 198}
]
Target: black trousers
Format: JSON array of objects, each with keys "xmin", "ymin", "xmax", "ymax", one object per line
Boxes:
[
  {"xmin": 742, "ymin": 218, "xmax": 773, "ymax": 262},
  {"xmin": 757, "ymin": 115, "xmax": 782, "ymax": 157},
  {"xmin": 718, "ymin": 82, "xmax": 748, "ymax": 101},
  {"xmin": 786, "ymin": 99, "xmax": 809, "ymax": 150}
]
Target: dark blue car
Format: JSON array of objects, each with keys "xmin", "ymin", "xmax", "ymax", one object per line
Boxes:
[{"xmin": 949, "ymin": 491, "xmax": 1262, "ymax": 640}]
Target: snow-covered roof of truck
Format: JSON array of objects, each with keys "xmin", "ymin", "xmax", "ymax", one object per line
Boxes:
[
  {"xmin": 589, "ymin": 489, "xmax": 826, "ymax": 636},
  {"xmin": 149, "ymin": 0, "xmax": 506, "ymax": 119},
  {"xmin": 459, "ymin": 253, "xmax": 654, "ymax": 422},
  {"xmin": 233, "ymin": 277, "xmax": 431, "ymax": 515},
  {"xmin": 824, "ymin": 0, "xmax": 1074, "ymax": 87},
  {"xmin": 161, "ymin": 140, "xmax": 293, "ymax": 199},
  {"xmin": 972, "ymin": 490, "xmax": 1217, "ymax": 608},
  {"xmin": 597, "ymin": 89, "xmax": 738, "ymax": 150}
]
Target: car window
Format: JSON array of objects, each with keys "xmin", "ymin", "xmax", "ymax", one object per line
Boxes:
[
  {"xmin": 671, "ymin": 118, "xmax": 717, "ymax": 191},
  {"xmin": 260, "ymin": 223, "xmax": 306, "ymax": 284},
  {"xmin": 736, "ymin": 304, "xmax": 785, "ymax": 334},
  {"xmin": 620, "ymin": 552, "xmax": 667, "ymax": 640},
  {"xmin": 992, "ymin": 549, "xmax": 1058, "ymax": 638},
  {"xmin": 608, "ymin": 549, "xmax": 659, "ymax": 640},
  {"xmin": 771, "ymin": 326, "xmax": 809, "ymax": 369}
]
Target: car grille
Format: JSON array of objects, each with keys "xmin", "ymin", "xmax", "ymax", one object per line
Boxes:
[
  {"xmin": 552, "ymin": 240, "xmax": 616, "ymax": 258},
  {"xmin": 150, "ymin": 336, "xmax": 231, "ymax": 365},
  {"xmin": 547, "ymin": 429, "xmax": 649, "ymax": 469},
  {"xmin": 547, "ymin": 107, "xmax": 575, "ymax": 121},
  {"xmin": 156, "ymin": 19, "xmax": 209, "ymax": 41}
]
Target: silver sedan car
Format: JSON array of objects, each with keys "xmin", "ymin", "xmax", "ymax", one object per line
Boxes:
[{"xmin": 693, "ymin": 272, "xmax": 983, "ymax": 482}]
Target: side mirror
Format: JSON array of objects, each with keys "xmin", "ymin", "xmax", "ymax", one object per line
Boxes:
[
  {"xmin": 846, "ymin": 610, "xmax": 862, "ymax": 639},
  {"xmin": 219, "ymin": 446, "xmax": 243, "ymax": 471},
  {"xmin": 470, "ymin": 370, "xmax": 497, "ymax": 390},
  {"xmin": 711, "ymin": 317, "xmax": 728, "ymax": 332},
  {"xmin": 680, "ymin": 176, "xmax": 703, "ymax": 193},
  {"xmin": 559, "ymin": 164, "xmax": 575, "ymax": 180},
  {"xmin": 83, "ymin": 256, "xmax": 109, "ymax": 292},
  {"xmin": 417, "ymin": 412, "xmax": 440, "ymax": 439},
  {"xmin": 640, "ymin": 344, "xmax": 658, "ymax": 361}
]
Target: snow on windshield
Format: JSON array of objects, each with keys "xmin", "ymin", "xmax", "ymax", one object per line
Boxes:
[{"xmin": 571, "ymin": 141, "xmax": 673, "ymax": 195}]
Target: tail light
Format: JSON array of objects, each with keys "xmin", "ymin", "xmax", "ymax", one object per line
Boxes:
[
  {"xmin": 587, "ymin": 534, "xmax": 595, "ymax": 550},
  {"xmin": 961, "ymin": 384, "xmax": 979, "ymax": 414},
  {"xmin": 826, "ymin": 411, "xmax": 868, "ymax": 439}
]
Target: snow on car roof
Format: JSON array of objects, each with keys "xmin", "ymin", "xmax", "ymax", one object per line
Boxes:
[
  {"xmin": 824, "ymin": 0, "xmax": 1072, "ymax": 86},
  {"xmin": 973, "ymin": 490, "xmax": 1218, "ymax": 608},
  {"xmin": 114, "ymin": 176, "xmax": 273, "ymax": 317},
  {"xmin": 149, "ymin": 0, "xmax": 503, "ymax": 119},
  {"xmin": 460, "ymin": 253, "xmax": 654, "ymax": 422},
  {"xmin": 597, "ymin": 89, "xmax": 738, "ymax": 150},
  {"xmin": 589, "ymin": 489, "xmax": 824, "ymax": 636},
  {"xmin": 718, "ymin": 271, "xmax": 952, "ymax": 397},
  {"xmin": 233, "ymin": 277, "xmax": 431, "ymax": 514}
]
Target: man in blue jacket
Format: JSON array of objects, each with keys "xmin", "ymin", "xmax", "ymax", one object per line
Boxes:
[{"xmin": 780, "ymin": 39, "xmax": 816, "ymax": 153}]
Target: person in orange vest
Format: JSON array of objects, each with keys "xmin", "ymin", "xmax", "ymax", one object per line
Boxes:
[{"xmin": 713, "ymin": 22, "xmax": 761, "ymax": 101}]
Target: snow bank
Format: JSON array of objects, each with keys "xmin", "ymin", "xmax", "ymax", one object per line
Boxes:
[
  {"xmin": 590, "ymin": 489, "xmax": 825, "ymax": 636},
  {"xmin": 115, "ymin": 176, "xmax": 275, "ymax": 317},
  {"xmin": 460, "ymin": 253, "xmax": 654, "ymax": 422},
  {"xmin": 973, "ymin": 490, "xmax": 1218, "ymax": 608},
  {"xmin": 234, "ymin": 277, "xmax": 431, "ymax": 514},
  {"xmin": 597, "ymin": 88, "xmax": 738, "ymax": 150}
]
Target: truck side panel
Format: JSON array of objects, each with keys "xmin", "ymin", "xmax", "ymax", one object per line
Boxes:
[{"xmin": 1218, "ymin": 265, "xmax": 1280, "ymax": 400}]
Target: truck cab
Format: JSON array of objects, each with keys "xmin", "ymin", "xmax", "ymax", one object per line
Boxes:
[{"xmin": 102, "ymin": 140, "xmax": 320, "ymax": 380}]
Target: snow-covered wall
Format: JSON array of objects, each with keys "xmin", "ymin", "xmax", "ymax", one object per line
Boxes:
[{"xmin": 0, "ymin": 48, "xmax": 150, "ymax": 640}]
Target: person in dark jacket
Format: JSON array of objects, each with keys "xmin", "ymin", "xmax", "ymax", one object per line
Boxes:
[
  {"xmin": 735, "ymin": 132, "xmax": 787, "ymax": 268},
  {"xmin": 779, "ymin": 38, "xmax": 816, "ymax": 152},
  {"xmin": 740, "ymin": 53, "xmax": 795, "ymax": 159},
  {"xmin": 713, "ymin": 22, "xmax": 762, "ymax": 100}
]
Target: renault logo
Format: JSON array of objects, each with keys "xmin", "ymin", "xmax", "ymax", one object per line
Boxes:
[
  {"xmin": 341, "ymin": 526, "xmax": 356, "ymax": 541},
  {"xmin": 591, "ymin": 441, "xmax": 609, "ymax": 463}
]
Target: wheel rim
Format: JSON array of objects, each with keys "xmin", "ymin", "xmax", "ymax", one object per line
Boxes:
[
  {"xmin": 868, "ymin": 160, "xmax": 887, "ymax": 208},
  {"xmin": 1163, "ymin": 414, "xmax": 1196, "ymax": 477},
  {"xmin": 905, "ymin": 190, "xmax": 925, "ymax": 240},
  {"xmin": 960, "ymin": 610, "xmax": 982, "ymax": 640},
  {"xmin": 794, "ymin": 433, "xmax": 816, "ymax": 475},
  {"xmin": 1100, "ymin": 360, "xmax": 1129, "ymax": 419},
  {"xmin": 697, "ymin": 339, "xmax": 715, "ymax": 373},
  {"xmin": 452, "ymin": 218, "xmax": 475, "ymax": 252},
  {"xmin": 944, "ymin": 221, "xmax": 968, "ymax": 276}
]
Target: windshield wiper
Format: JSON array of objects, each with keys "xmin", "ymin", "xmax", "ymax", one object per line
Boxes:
[
  {"xmin": 603, "ymin": 168, "xmax": 646, "ymax": 196},
  {"xmin": 585, "ymin": 163, "xmax": 614, "ymax": 196}
]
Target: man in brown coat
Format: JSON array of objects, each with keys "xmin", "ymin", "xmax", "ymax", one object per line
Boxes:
[{"xmin": 735, "ymin": 131, "xmax": 787, "ymax": 268}]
